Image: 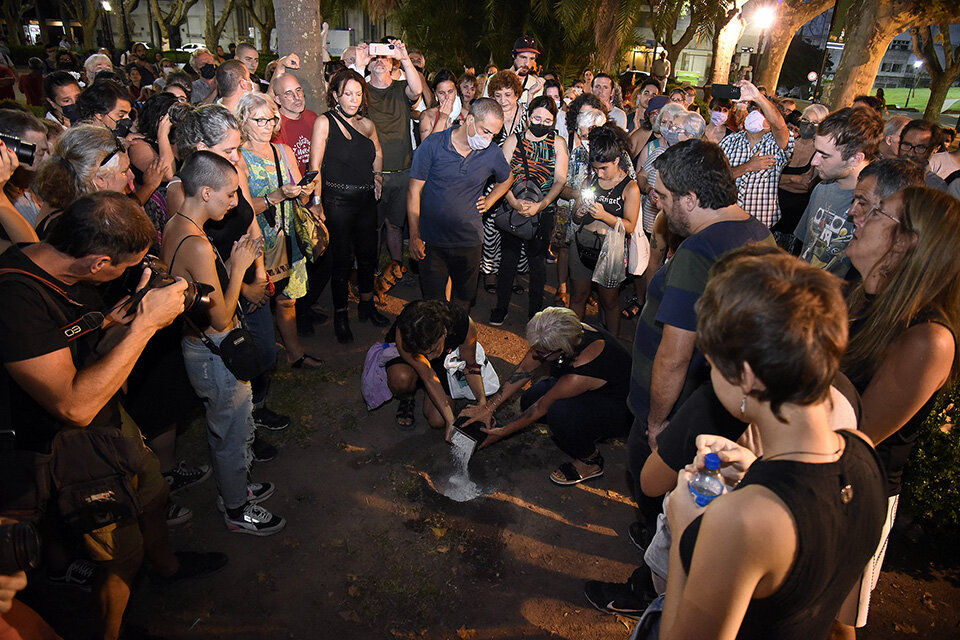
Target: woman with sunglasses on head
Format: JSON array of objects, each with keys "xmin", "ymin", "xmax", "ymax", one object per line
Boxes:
[
  {"xmin": 458, "ymin": 306, "xmax": 632, "ymax": 486},
  {"xmin": 239, "ymin": 91, "xmax": 322, "ymax": 369},
  {"xmin": 832, "ymin": 185, "xmax": 960, "ymax": 638},
  {"xmin": 308, "ymin": 68, "xmax": 388, "ymax": 344}
]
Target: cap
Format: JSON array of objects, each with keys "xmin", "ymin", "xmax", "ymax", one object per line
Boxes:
[
  {"xmin": 704, "ymin": 453, "xmax": 722, "ymax": 471},
  {"xmin": 512, "ymin": 36, "xmax": 539, "ymax": 55},
  {"xmin": 645, "ymin": 95, "xmax": 670, "ymax": 117}
]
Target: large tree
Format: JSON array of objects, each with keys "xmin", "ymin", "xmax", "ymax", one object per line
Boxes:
[
  {"xmin": 706, "ymin": 0, "xmax": 747, "ymax": 86},
  {"xmin": 752, "ymin": 0, "xmax": 833, "ymax": 92},
  {"xmin": 911, "ymin": 24, "xmax": 960, "ymax": 122},
  {"xmin": 1, "ymin": 0, "xmax": 35, "ymax": 47},
  {"xmin": 823, "ymin": 0, "xmax": 959, "ymax": 110},
  {"xmin": 241, "ymin": 0, "xmax": 276, "ymax": 53},
  {"xmin": 204, "ymin": 0, "xmax": 237, "ymax": 51},
  {"xmin": 274, "ymin": 0, "xmax": 325, "ymax": 110},
  {"xmin": 148, "ymin": 0, "xmax": 198, "ymax": 50},
  {"xmin": 63, "ymin": 0, "xmax": 102, "ymax": 50},
  {"xmin": 649, "ymin": 0, "xmax": 715, "ymax": 81}
]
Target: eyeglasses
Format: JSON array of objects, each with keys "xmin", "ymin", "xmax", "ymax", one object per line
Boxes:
[
  {"xmin": 251, "ymin": 116, "xmax": 279, "ymax": 127},
  {"xmin": 99, "ymin": 137, "xmax": 125, "ymax": 167},
  {"xmin": 899, "ymin": 141, "xmax": 930, "ymax": 154},
  {"xmin": 865, "ymin": 205, "xmax": 901, "ymax": 224},
  {"xmin": 529, "ymin": 116, "xmax": 554, "ymax": 126}
]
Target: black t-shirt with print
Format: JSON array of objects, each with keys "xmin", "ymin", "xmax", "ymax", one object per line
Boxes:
[{"xmin": 0, "ymin": 245, "xmax": 122, "ymax": 452}]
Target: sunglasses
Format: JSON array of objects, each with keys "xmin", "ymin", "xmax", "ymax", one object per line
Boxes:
[
  {"xmin": 532, "ymin": 348, "xmax": 562, "ymax": 362},
  {"xmin": 99, "ymin": 137, "xmax": 126, "ymax": 167}
]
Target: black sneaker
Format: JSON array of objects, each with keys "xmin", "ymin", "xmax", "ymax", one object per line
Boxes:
[
  {"xmin": 223, "ymin": 503, "xmax": 286, "ymax": 536},
  {"xmin": 151, "ymin": 551, "xmax": 228, "ymax": 583},
  {"xmin": 253, "ymin": 407, "xmax": 290, "ymax": 431},
  {"xmin": 628, "ymin": 521, "xmax": 654, "ymax": 553},
  {"xmin": 489, "ymin": 308, "xmax": 507, "ymax": 326},
  {"xmin": 252, "ymin": 434, "xmax": 277, "ymax": 462},
  {"xmin": 166, "ymin": 501, "xmax": 193, "ymax": 526},
  {"xmin": 584, "ymin": 576, "xmax": 653, "ymax": 618},
  {"xmin": 48, "ymin": 559, "xmax": 96, "ymax": 591},
  {"xmin": 162, "ymin": 460, "xmax": 212, "ymax": 494}
]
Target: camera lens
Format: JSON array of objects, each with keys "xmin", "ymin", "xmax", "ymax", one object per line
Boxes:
[
  {"xmin": 0, "ymin": 522, "xmax": 41, "ymax": 575},
  {"xmin": 0, "ymin": 133, "xmax": 37, "ymax": 167}
]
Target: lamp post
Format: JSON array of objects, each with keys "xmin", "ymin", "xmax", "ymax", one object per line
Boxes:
[
  {"xmin": 905, "ymin": 60, "xmax": 923, "ymax": 109},
  {"xmin": 754, "ymin": 5, "xmax": 776, "ymax": 78}
]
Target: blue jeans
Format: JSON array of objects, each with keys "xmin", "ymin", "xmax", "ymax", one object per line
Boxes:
[
  {"xmin": 242, "ymin": 298, "xmax": 276, "ymax": 407},
  {"xmin": 182, "ymin": 332, "xmax": 255, "ymax": 510}
]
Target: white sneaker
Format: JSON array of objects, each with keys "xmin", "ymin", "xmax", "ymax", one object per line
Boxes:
[{"xmin": 223, "ymin": 503, "xmax": 286, "ymax": 536}]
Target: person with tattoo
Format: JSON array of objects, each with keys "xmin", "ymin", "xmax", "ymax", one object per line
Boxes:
[{"xmin": 458, "ymin": 306, "xmax": 631, "ymax": 485}]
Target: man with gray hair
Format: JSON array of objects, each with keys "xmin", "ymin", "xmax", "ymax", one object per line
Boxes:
[
  {"xmin": 189, "ymin": 48, "xmax": 219, "ymax": 105},
  {"xmin": 878, "ymin": 115, "xmax": 910, "ymax": 159},
  {"xmin": 407, "ymin": 98, "xmax": 514, "ymax": 308}
]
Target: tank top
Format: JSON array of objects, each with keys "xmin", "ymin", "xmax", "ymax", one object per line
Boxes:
[
  {"xmin": 678, "ymin": 431, "xmax": 887, "ymax": 640},
  {"xmin": 203, "ymin": 187, "xmax": 256, "ymax": 284},
  {"xmin": 322, "ymin": 110, "xmax": 375, "ymax": 187},
  {"xmin": 168, "ymin": 230, "xmax": 230, "ymax": 331},
  {"xmin": 510, "ymin": 131, "xmax": 557, "ymax": 211},
  {"xmin": 550, "ymin": 324, "xmax": 631, "ymax": 400},
  {"xmin": 594, "ymin": 174, "xmax": 630, "ymax": 220}
]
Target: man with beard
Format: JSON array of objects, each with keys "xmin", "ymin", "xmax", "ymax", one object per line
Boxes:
[
  {"xmin": 129, "ymin": 43, "xmax": 156, "ymax": 86},
  {"xmin": 795, "ymin": 107, "xmax": 883, "ymax": 277},
  {"xmin": 484, "ymin": 35, "xmax": 544, "ymax": 103}
]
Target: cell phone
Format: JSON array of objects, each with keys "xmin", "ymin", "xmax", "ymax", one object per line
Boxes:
[
  {"xmin": 297, "ymin": 170, "xmax": 318, "ymax": 186},
  {"xmin": 581, "ymin": 187, "xmax": 597, "ymax": 204},
  {"xmin": 451, "ymin": 415, "xmax": 486, "ymax": 457},
  {"xmin": 369, "ymin": 43, "xmax": 396, "ymax": 57},
  {"xmin": 712, "ymin": 84, "xmax": 741, "ymax": 100}
]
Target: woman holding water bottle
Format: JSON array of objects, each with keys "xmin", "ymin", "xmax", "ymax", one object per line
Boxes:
[{"xmin": 650, "ymin": 249, "xmax": 887, "ymax": 640}]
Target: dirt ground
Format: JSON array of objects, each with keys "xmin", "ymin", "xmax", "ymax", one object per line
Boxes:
[{"xmin": 19, "ymin": 270, "xmax": 960, "ymax": 640}]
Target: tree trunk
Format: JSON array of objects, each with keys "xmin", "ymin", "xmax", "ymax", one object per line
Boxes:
[
  {"xmin": 204, "ymin": 0, "xmax": 236, "ymax": 52},
  {"xmin": 753, "ymin": 0, "xmax": 833, "ymax": 92},
  {"xmin": 273, "ymin": 0, "xmax": 323, "ymax": 109},
  {"xmin": 925, "ymin": 74, "xmax": 953, "ymax": 122},
  {"xmin": 81, "ymin": 1, "xmax": 100, "ymax": 51},
  {"xmin": 709, "ymin": 11, "xmax": 744, "ymax": 85},
  {"xmin": 2, "ymin": 4, "xmax": 26, "ymax": 46}
]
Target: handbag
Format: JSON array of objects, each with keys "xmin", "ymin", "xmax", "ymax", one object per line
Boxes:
[
  {"xmin": 628, "ymin": 222, "xmax": 651, "ymax": 276},
  {"xmin": 443, "ymin": 343, "xmax": 500, "ymax": 401},
  {"xmin": 494, "ymin": 132, "xmax": 546, "ymax": 241},
  {"xmin": 262, "ymin": 144, "xmax": 292, "ymax": 280},
  {"xmin": 575, "ymin": 225, "xmax": 604, "ymax": 270}
]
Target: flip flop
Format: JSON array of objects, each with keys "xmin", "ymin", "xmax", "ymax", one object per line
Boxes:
[
  {"xmin": 290, "ymin": 354, "xmax": 324, "ymax": 369},
  {"xmin": 621, "ymin": 297, "xmax": 642, "ymax": 320},
  {"xmin": 549, "ymin": 462, "xmax": 603, "ymax": 486}
]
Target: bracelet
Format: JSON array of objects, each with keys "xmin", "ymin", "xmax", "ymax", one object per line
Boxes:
[
  {"xmin": 311, "ymin": 195, "xmax": 321, "ymax": 206},
  {"xmin": 372, "ymin": 171, "xmax": 383, "ymax": 176},
  {"xmin": 263, "ymin": 195, "xmax": 271, "ymax": 209}
]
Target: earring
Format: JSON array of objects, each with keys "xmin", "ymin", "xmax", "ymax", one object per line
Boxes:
[{"xmin": 740, "ymin": 395, "xmax": 747, "ymax": 416}]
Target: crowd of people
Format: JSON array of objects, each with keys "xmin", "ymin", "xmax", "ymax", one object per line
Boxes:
[{"xmin": 1, "ymin": 30, "xmax": 959, "ymax": 640}]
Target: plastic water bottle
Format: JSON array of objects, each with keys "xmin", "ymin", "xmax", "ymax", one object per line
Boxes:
[{"xmin": 688, "ymin": 452, "xmax": 727, "ymax": 507}]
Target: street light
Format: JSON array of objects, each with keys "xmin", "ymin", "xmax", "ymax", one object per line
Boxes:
[
  {"xmin": 754, "ymin": 5, "xmax": 776, "ymax": 79},
  {"xmin": 905, "ymin": 59, "xmax": 924, "ymax": 109}
]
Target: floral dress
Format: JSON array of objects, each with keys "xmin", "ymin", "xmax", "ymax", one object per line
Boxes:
[{"xmin": 240, "ymin": 146, "xmax": 308, "ymax": 299}]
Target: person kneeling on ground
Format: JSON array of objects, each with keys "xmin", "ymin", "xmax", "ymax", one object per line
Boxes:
[
  {"xmin": 458, "ymin": 306, "xmax": 632, "ymax": 485},
  {"xmin": 386, "ymin": 300, "xmax": 485, "ymax": 436}
]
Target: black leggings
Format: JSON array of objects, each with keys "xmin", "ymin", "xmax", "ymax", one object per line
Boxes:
[
  {"xmin": 324, "ymin": 189, "xmax": 377, "ymax": 309},
  {"xmin": 521, "ymin": 377, "xmax": 632, "ymax": 460}
]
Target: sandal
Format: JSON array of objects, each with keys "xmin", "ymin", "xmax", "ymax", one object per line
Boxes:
[
  {"xmin": 549, "ymin": 455, "xmax": 604, "ymax": 486},
  {"xmin": 621, "ymin": 297, "xmax": 642, "ymax": 320},
  {"xmin": 396, "ymin": 396, "xmax": 416, "ymax": 430},
  {"xmin": 290, "ymin": 354, "xmax": 324, "ymax": 369}
]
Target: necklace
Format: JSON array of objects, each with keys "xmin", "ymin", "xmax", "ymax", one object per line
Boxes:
[
  {"xmin": 174, "ymin": 211, "xmax": 207, "ymax": 237},
  {"xmin": 762, "ymin": 433, "xmax": 843, "ymax": 462}
]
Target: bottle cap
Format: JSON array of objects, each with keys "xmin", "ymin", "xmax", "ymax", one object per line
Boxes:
[{"xmin": 704, "ymin": 452, "xmax": 722, "ymax": 470}]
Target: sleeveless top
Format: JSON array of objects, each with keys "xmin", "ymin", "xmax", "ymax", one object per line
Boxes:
[
  {"xmin": 510, "ymin": 131, "xmax": 557, "ymax": 212},
  {"xmin": 550, "ymin": 324, "xmax": 631, "ymax": 401},
  {"xmin": 678, "ymin": 431, "xmax": 887, "ymax": 640},
  {"xmin": 168, "ymin": 231, "xmax": 230, "ymax": 331},
  {"xmin": 204, "ymin": 187, "xmax": 256, "ymax": 283},
  {"xmin": 322, "ymin": 110, "xmax": 375, "ymax": 188},
  {"xmin": 847, "ymin": 305, "xmax": 957, "ymax": 496}
]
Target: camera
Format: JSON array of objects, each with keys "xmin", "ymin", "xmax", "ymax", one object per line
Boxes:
[
  {"xmin": 0, "ymin": 133, "xmax": 37, "ymax": 167},
  {"xmin": 120, "ymin": 255, "xmax": 214, "ymax": 318},
  {"xmin": 0, "ymin": 522, "xmax": 41, "ymax": 575}
]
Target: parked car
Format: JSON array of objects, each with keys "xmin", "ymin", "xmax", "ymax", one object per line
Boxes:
[{"xmin": 178, "ymin": 42, "xmax": 205, "ymax": 53}]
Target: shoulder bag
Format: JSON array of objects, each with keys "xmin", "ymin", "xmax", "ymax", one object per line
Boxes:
[
  {"xmin": 271, "ymin": 143, "xmax": 329, "ymax": 263},
  {"xmin": 494, "ymin": 132, "xmax": 546, "ymax": 241}
]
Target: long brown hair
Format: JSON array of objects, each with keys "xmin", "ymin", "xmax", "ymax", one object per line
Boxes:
[{"xmin": 844, "ymin": 186, "xmax": 960, "ymax": 384}]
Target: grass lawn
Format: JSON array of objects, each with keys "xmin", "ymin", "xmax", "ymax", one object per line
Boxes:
[{"xmin": 881, "ymin": 87, "xmax": 960, "ymax": 112}]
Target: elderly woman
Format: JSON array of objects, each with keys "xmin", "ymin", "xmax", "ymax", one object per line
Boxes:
[
  {"xmin": 459, "ymin": 306, "xmax": 632, "ymax": 485},
  {"xmin": 649, "ymin": 249, "xmax": 887, "ymax": 640},
  {"xmin": 238, "ymin": 91, "xmax": 322, "ymax": 369},
  {"xmin": 833, "ymin": 185, "xmax": 960, "ymax": 638},
  {"xmin": 774, "ymin": 103, "xmax": 829, "ymax": 235},
  {"xmin": 82, "ymin": 52, "xmax": 113, "ymax": 84}
]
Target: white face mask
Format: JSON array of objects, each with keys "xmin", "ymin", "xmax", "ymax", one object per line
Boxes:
[
  {"xmin": 710, "ymin": 110, "xmax": 727, "ymax": 127},
  {"xmin": 448, "ymin": 94, "xmax": 463, "ymax": 122},
  {"xmin": 467, "ymin": 119, "xmax": 491, "ymax": 150},
  {"xmin": 744, "ymin": 110, "xmax": 767, "ymax": 133}
]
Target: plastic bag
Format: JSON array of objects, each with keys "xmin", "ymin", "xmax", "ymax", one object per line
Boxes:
[
  {"xmin": 592, "ymin": 218, "xmax": 627, "ymax": 288},
  {"xmin": 628, "ymin": 222, "xmax": 651, "ymax": 276}
]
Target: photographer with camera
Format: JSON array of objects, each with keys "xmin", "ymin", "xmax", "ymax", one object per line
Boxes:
[
  {"xmin": 160, "ymin": 151, "xmax": 287, "ymax": 536},
  {"xmin": 0, "ymin": 134, "xmax": 38, "ymax": 246},
  {"xmin": 0, "ymin": 192, "xmax": 227, "ymax": 640},
  {"xmin": 0, "ymin": 110, "xmax": 50, "ymax": 229},
  {"xmin": 0, "ymin": 518, "xmax": 63, "ymax": 640}
]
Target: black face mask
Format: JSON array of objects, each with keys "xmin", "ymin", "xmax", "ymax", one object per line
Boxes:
[
  {"xmin": 61, "ymin": 103, "xmax": 81, "ymax": 123},
  {"xmin": 528, "ymin": 123, "xmax": 551, "ymax": 138},
  {"xmin": 113, "ymin": 117, "xmax": 133, "ymax": 138},
  {"xmin": 200, "ymin": 63, "xmax": 217, "ymax": 80},
  {"xmin": 799, "ymin": 122, "xmax": 816, "ymax": 140}
]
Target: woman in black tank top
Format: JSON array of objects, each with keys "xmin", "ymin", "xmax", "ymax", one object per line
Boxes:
[
  {"xmin": 309, "ymin": 69, "xmax": 389, "ymax": 344},
  {"xmin": 656, "ymin": 250, "xmax": 886, "ymax": 640}
]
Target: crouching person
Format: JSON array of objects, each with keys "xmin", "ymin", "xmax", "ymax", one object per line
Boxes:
[
  {"xmin": 161, "ymin": 151, "xmax": 286, "ymax": 536},
  {"xmin": 0, "ymin": 192, "xmax": 226, "ymax": 640}
]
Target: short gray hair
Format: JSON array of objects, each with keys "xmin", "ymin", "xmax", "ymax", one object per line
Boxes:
[
  {"xmin": 189, "ymin": 47, "xmax": 214, "ymax": 71},
  {"xmin": 675, "ymin": 110, "xmax": 705, "ymax": 139},
  {"xmin": 859, "ymin": 158, "xmax": 925, "ymax": 200},
  {"xmin": 526, "ymin": 307, "xmax": 584, "ymax": 355},
  {"xmin": 237, "ymin": 91, "xmax": 280, "ymax": 137},
  {"xmin": 83, "ymin": 53, "xmax": 112, "ymax": 81},
  {"xmin": 884, "ymin": 114, "xmax": 910, "ymax": 139},
  {"xmin": 653, "ymin": 103, "xmax": 686, "ymax": 135},
  {"xmin": 803, "ymin": 103, "xmax": 829, "ymax": 123}
]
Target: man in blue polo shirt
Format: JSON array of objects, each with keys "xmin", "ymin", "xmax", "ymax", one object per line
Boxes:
[{"xmin": 407, "ymin": 97, "xmax": 514, "ymax": 309}]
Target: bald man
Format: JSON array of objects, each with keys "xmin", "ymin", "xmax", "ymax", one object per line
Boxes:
[{"xmin": 271, "ymin": 73, "xmax": 317, "ymax": 175}]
